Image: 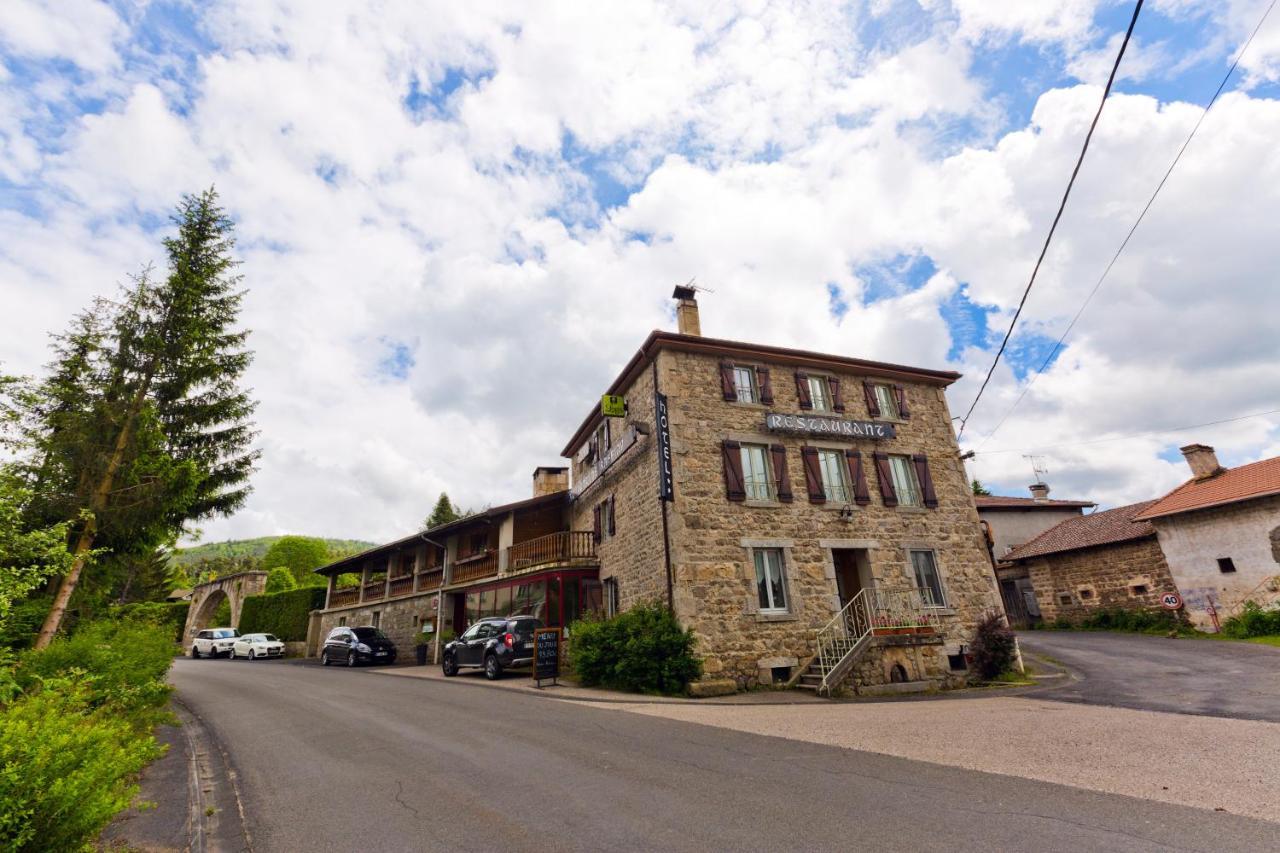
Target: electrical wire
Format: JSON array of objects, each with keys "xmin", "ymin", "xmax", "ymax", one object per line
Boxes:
[
  {"xmin": 972, "ymin": 408, "xmax": 1280, "ymax": 456},
  {"xmin": 956, "ymin": 0, "xmax": 1145, "ymax": 439}
]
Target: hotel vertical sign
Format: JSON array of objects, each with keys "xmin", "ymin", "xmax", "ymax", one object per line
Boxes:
[{"xmin": 655, "ymin": 391, "xmax": 674, "ymax": 501}]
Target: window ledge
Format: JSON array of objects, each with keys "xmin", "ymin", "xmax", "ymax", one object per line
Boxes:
[
  {"xmin": 743, "ymin": 499, "xmax": 782, "ymax": 509},
  {"xmin": 873, "ymin": 416, "xmax": 909, "ymax": 425},
  {"xmin": 896, "ymin": 506, "xmax": 928, "ymax": 514},
  {"xmin": 755, "ymin": 612, "xmax": 798, "ymax": 623},
  {"xmin": 731, "ymin": 401, "xmax": 768, "ymax": 409}
]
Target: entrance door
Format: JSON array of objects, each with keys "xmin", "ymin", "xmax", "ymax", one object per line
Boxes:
[{"xmin": 832, "ymin": 549, "xmax": 871, "ymax": 610}]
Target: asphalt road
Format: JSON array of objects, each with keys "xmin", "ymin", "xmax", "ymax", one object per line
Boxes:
[
  {"xmin": 1019, "ymin": 630, "xmax": 1280, "ymax": 722},
  {"xmin": 170, "ymin": 658, "xmax": 1277, "ymax": 852}
]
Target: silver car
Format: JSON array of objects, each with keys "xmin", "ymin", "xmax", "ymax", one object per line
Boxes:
[
  {"xmin": 231, "ymin": 632, "xmax": 285, "ymax": 660},
  {"xmin": 191, "ymin": 627, "xmax": 239, "ymax": 658}
]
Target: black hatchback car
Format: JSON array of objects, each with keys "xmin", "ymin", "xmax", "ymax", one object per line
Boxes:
[
  {"xmin": 320, "ymin": 626, "xmax": 397, "ymax": 667},
  {"xmin": 442, "ymin": 616, "xmax": 544, "ymax": 680}
]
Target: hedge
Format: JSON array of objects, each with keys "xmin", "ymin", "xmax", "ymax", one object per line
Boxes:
[
  {"xmin": 568, "ymin": 601, "xmax": 702, "ymax": 695},
  {"xmin": 238, "ymin": 587, "xmax": 326, "ymax": 641},
  {"xmin": 110, "ymin": 601, "xmax": 191, "ymax": 643}
]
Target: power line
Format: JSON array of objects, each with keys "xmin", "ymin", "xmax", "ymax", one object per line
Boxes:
[
  {"xmin": 972, "ymin": 408, "xmax": 1280, "ymax": 456},
  {"xmin": 956, "ymin": 0, "xmax": 1145, "ymax": 439},
  {"xmin": 972, "ymin": 0, "xmax": 1280, "ymax": 452}
]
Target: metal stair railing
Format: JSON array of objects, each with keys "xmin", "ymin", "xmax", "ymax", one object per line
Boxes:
[{"xmin": 812, "ymin": 586, "xmax": 937, "ymax": 695}]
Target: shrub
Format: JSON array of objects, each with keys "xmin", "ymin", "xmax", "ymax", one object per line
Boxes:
[
  {"xmin": 1221, "ymin": 601, "xmax": 1280, "ymax": 639},
  {"xmin": 1077, "ymin": 607, "xmax": 1186, "ymax": 634},
  {"xmin": 110, "ymin": 601, "xmax": 190, "ymax": 643},
  {"xmin": 0, "ymin": 676, "xmax": 162, "ymax": 852},
  {"xmin": 1052, "ymin": 616, "xmax": 1075, "ymax": 630},
  {"xmin": 968, "ymin": 612, "xmax": 1017, "ymax": 680},
  {"xmin": 569, "ymin": 601, "xmax": 702, "ymax": 695},
  {"xmin": 237, "ymin": 587, "xmax": 326, "ymax": 642},
  {"xmin": 0, "ymin": 596, "xmax": 52, "ymax": 651},
  {"xmin": 264, "ymin": 566, "xmax": 297, "ymax": 594}
]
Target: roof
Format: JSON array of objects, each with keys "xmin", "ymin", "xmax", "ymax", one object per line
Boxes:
[
  {"xmin": 561, "ymin": 330, "xmax": 963, "ymax": 457},
  {"xmin": 1005, "ymin": 501, "xmax": 1158, "ymax": 561},
  {"xmin": 974, "ymin": 495, "xmax": 1095, "ymax": 511},
  {"xmin": 1133, "ymin": 455, "xmax": 1280, "ymax": 521},
  {"xmin": 314, "ymin": 490, "xmax": 568, "ymax": 576}
]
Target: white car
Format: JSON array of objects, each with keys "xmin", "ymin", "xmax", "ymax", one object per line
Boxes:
[
  {"xmin": 191, "ymin": 627, "xmax": 239, "ymax": 658},
  {"xmin": 230, "ymin": 633, "xmax": 285, "ymax": 660}
]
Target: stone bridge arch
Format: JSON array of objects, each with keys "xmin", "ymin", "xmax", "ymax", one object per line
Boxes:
[{"xmin": 183, "ymin": 571, "xmax": 268, "ymax": 639}]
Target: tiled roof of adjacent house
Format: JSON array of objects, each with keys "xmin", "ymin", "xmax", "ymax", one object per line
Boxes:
[
  {"xmin": 974, "ymin": 495, "xmax": 1095, "ymax": 510},
  {"xmin": 1133, "ymin": 455, "xmax": 1280, "ymax": 521},
  {"xmin": 1005, "ymin": 501, "xmax": 1158, "ymax": 561}
]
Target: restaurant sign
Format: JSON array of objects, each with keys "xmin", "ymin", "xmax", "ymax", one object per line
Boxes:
[
  {"xmin": 765, "ymin": 412, "xmax": 896, "ymax": 439},
  {"xmin": 571, "ymin": 423, "xmax": 639, "ymax": 499}
]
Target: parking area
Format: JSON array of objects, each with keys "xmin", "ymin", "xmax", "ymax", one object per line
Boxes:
[{"xmin": 1019, "ymin": 630, "xmax": 1280, "ymax": 723}]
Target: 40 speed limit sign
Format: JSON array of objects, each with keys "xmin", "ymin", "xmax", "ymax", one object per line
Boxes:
[{"xmin": 1160, "ymin": 592, "xmax": 1183, "ymax": 610}]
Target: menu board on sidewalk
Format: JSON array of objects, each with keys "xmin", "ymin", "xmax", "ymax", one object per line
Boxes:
[{"xmin": 533, "ymin": 627, "xmax": 561, "ymax": 687}]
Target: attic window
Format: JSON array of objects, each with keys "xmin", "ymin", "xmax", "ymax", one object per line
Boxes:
[{"xmin": 1217, "ymin": 557, "xmax": 1237, "ymax": 574}]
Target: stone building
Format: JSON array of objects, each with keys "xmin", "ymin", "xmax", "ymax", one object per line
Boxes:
[
  {"xmin": 1003, "ymin": 501, "xmax": 1178, "ymax": 623},
  {"xmin": 1133, "ymin": 445, "xmax": 1280, "ymax": 630}
]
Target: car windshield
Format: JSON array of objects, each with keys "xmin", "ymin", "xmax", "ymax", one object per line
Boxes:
[
  {"xmin": 212, "ymin": 629, "xmax": 237, "ymax": 639},
  {"xmin": 353, "ymin": 627, "xmax": 387, "ymax": 641},
  {"xmin": 260, "ymin": 634, "xmax": 278, "ymax": 642}
]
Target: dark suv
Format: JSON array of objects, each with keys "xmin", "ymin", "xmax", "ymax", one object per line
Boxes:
[
  {"xmin": 442, "ymin": 616, "xmax": 544, "ymax": 680},
  {"xmin": 320, "ymin": 626, "xmax": 397, "ymax": 667}
]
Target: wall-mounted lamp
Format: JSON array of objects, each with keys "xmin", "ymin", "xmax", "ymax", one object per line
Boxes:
[{"xmin": 838, "ymin": 505, "xmax": 855, "ymax": 522}]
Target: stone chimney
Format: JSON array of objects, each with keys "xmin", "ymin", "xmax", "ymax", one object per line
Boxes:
[
  {"xmin": 673, "ymin": 284, "xmax": 701, "ymax": 336},
  {"xmin": 1029, "ymin": 482, "xmax": 1051, "ymax": 502},
  {"xmin": 532, "ymin": 466, "xmax": 568, "ymax": 497},
  {"xmin": 1180, "ymin": 443, "xmax": 1223, "ymax": 480}
]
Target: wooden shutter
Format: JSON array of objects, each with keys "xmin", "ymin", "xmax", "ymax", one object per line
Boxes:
[
  {"xmin": 873, "ymin": 451, "xmax": 898, "ymax": 507},
  {"xmin": 757, "ymin": 367, "xmax": 773, "ymax": 405},
  {"xmin": 722, "ymin": 440, "xmax": 746, "ymax": 502},
  {"xmin": 845, "ymin": 450, "xmax": 871, "ymax": 506},
  {"xmin": 894, "ymin": 384, "xmax": 911, "ymax": 419},
  {"xmin": 607, "ymin": 494, "xmax": 617, "ymax": 535},
  {"xmin": 770, "ymin": 444, "xmax": 793, "ymax": 503},
  {"xmin": 863, "ymin": 381, "xmax": 881, "ymax": 417},
  {"xmin": 830, "ymin": 377, "xmax": 845, "ymax": 412},
  {"xmin": 913, "ymin": 454, "xmax": 938, "ymax": 508},
  {"xmin": 719, "ymin": 362, "xmax": 737, "ymax": 401},
  {"xmin": 795, "ymin": 372, "xmax": 813, "ymax": 409},
  {"xmin": 801, "ymin": 446, "xmax": 825, "ymax": 504},
  {"xmin": 592, "ymin": 503, "xmax": 602, "ymax": 543}
]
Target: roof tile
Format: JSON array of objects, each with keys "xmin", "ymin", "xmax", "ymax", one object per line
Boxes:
[
  {"xmin": 1133, "ymin": 456, "xmax": 1280, "ymax": 520},
  {"xmin": 1006, "ymin": 501, "xmax": 1157, "ymax": 561}
]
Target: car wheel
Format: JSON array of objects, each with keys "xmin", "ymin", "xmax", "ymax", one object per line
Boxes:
[
  {"xmin": 321, "ymin": 651, "xmax": 329, "ymax": 666},
  {"xmin": 346, "ymin": 651, "xmax": 356, "ymax": 667},
  {"xmin": 248, "ymin": 649, "xmax": 256, "ymax": 661},
  {"xmin": 442, "ymin": 654, "xmax": 458, "ymax": 677},
  {"xmin": 484, "ymin": 654, "xmax": 502, "ymax": 681}
]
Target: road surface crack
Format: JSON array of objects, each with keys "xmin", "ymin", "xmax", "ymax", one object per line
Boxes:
[{"xmin": 393, "ymin": 780, "xmax": 420, "ymax": 818}]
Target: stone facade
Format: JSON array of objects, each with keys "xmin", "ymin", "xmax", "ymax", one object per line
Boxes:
[
  {"xmin": 567, "ymin": 338, "xmax": 1004, "ymax": 690},
  {"xmin": 314, "ymin": 592, "xmax": 442, "ymax": 663},
  {"xmin": 1150, "ymin": 494, "xmax": 1280, "ymax": 629},
  {"xmin": 1022, "ymin": 537, "xmax": 1177, "ymax": 623}
]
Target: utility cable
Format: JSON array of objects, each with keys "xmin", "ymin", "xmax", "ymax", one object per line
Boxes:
[
  {"xmin": 956, "ymin": 0, "xmax": 1145, "ymax": 440},
  {"xmin": 972, "ymin": 408, "xmax": 1280, "ymax": 455}
]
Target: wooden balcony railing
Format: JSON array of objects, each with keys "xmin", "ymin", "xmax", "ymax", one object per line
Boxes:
[
  {"xmin": 361, "ymin": 581, "xmax": 385, "ymax": 601},
  {"xmin": 329, "ymin": 587, "xmax": 359, "ymax": 608},
  {"xmin": 416, "ymin": 569, "xmax": 443, "ymax": 592},
  {"xmin": 505, "ymin": 531, "xmax": 596, "ymax": 573},
  {"xmin": 388, "ymin": 575, "xmax": 414, "ymax": 597},
  {"xmin": 451, "ymin": 551, "xmax": 498, "ymax": 584}
]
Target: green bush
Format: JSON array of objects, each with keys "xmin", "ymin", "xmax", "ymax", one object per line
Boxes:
[
  {"xmin": 110, "ymin": 601, "xmax": 190, "ymax": 643},
  {"xmin": 1052, "ymin": 616, "xmax": 1075, "ymax": 630},
  {"xmin": 968, "ymin": 612, "xmax": 1017, "ymax": 680},
  {"xmin": 568, "ymin": 601, "xmax": 702, "ymax": 695},
  {"xmin": 1221, "ymin": 601, "xmax": 1280, "ymax": 639},
  {"xmin": 238, "ymin": 587, "xmax": 326, "ymax": 642},
  {"xmin": 264, "ymin": 566, "xmax": 297, "ymax": 594},
  {"xmin": 1077, "ymin": 607, "xmax": 1187, "ymax": 634},
  {"xmin": 0, "ymin": 596, "xmax": 52, "ymax": 651},
  {"xmin": 0, "ymin": 677, "xmax": 163, "ymax": 852}
]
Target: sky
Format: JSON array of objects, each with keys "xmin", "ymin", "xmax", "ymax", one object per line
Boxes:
[{"xmin": 2, "ymin": 0, "xmax": 1279, "ymax": 544}]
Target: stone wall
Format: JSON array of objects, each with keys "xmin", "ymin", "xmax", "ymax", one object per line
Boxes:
[
  {"xmin": 315, "ymin": 591, "xmax": 441, "ymax": 663},
  {"xmin": 1022, "ymin": 537, "xmax": 1176, "ymax": 623},
  {"xmin": 1152, "ymin": 494, "xmax": 1280, "ymax": 629}
]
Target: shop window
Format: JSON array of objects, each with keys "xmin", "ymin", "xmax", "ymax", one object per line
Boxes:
[
  {"xmin": 1217, "ymin": 557, "xmax": 1237, "ymax": 574},
  {"xmin": 582, "ymin": 579, "xmax": 604, "ymax": 617},
  {"xmin": 909, "ymin": 550, "xmax": 946, "ymax": 608},
  {"xmin": 753, "ymin": 548, "xmax": 788, "ymax": 613},
  {"xmin": 479, "ymin": 587, "xmax": 496, "ymax": 618},
  {"xmin": 889, "ymin": 455, "xmax": 922, "ymax": 506},
  {"xmin": 494, "ymin": 586, "xmax": 512, "ymax": 618},
  {"xmin": 563, "ymin": 578, "xmax": 581, "ymax": 628},
  {"xmin": 740, "ymin": 443, "xmax": 774, "ymax": 500},
  {"xmin": 733, "ymin": 366, "xmax": 757, "ymax": 403},
  {"xmin": 547, "ymin": 577, "xmax": 561, "ymax": 627}
]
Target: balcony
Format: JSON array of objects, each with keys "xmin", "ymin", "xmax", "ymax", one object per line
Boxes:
[
  {"xmin": 361, "ymin": 581, "xmax": 385, "ymax": 602},
  {"xmin": 415, "ymin": 568, "xmax": 443, "ymax": 592},
  {"xmin": 505, "ymin": 531, "xmax": 596, "ymax": 574},
  {"xmin": 451, "ymin": 551, "xmax": 499, "ymax": 584},
  {"xmin": 388, "ymin": 575, "xmax": 414, "ymax": 597},
  {"xmin": 329, "ymin": 587, "xmax": 359, "ymax": 608}
]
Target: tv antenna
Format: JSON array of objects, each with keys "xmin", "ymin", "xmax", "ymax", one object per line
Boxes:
[
  {"xmin": 1023, "ymin": 454, "xmax": 1048, "ymax": 485},
  {"xmin": 679, "ymin": 277, "xmax": 715, "ymax": 294}
]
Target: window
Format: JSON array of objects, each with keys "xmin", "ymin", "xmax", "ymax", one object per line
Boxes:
[
  {"xmin": 740, "ymin": 443, "xmax": 773, "ymax": 501},
  {"xmin": 1058, "ymin": 593, "xmax": 1072, "ymax": 606},
  {"xmin": 753, "ymin": 548, "xmax": 788, "ymax": 613},
  {"xmin": 873, "ymin": 383, "xmax": 899, "ymax": 419},
  {"xmin": 808, "ymin": 375, "xmax": 831, "ymax": 411},
  {"xmin": 816, "ymin": 449, "xmax": 851, "ymax": 503},
  {"xmin": 909, "ymin": 550, "xmax": 946, "ymax": 607},
  {"xmin": 1130, "ymin": 584, "xmax": 1149, "ymax": 596},
  {"xmin": 1078, "ymin": 588, "xmax": 1095, "ymax": 600},
  {"xmin": 1217, "ymin": 557, "xmax": 1237, "ymax": 574},
  {"xmin": 889, "ymin": 455, "xmax": 922, "ymax": 506},
  {"xmin": 371, "ymin": 611, "xmax": 381, "ymax": 628},
  {"xmin": 594, "ymin": 421, "xmax": 610, "ymax": 456},
  {"xmin": 732, "ymin": 366, "xmax": 757, "ymax": 403},
  {"xmin": 603, "ymin": 577, "xmax": 619, "ymax": 617},
  {"xmin": 338, "ymin": 616, "xmax": 347, "ymax": 627}
]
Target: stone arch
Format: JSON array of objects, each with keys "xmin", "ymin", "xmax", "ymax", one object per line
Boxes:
[{"xmin": 182, "ymin": 571, "xmax": 268, "ymax": 640}]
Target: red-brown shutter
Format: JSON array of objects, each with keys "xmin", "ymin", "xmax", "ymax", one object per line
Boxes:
[
  {"xmin": 873, "ymin": 451, "xmax": 898, "ymax": 507},
  {"xmin": 607, "ymin": 494, "xmax": 617, "ymax": 534},
  {"xmin": 719, "ymin": 362, "xmax": 737, "ymax": 402},
  {"xmin": 757, "ymin": 367, "xmax": 773, "ymax": 405},
  {"xmin": 845, "ymin": 450, "xmax": 871, "ymax": 506},
  {"xmin": 863, "ymin": 381, "xmax": 881, "ymax": 417},
  {"xmin": 801, "ymin": 446, "xmax": 825, "ymax": 503},
  {"xmin": 795, "ymin": 372, "xmax": 813, "ymax": 409},
  {"xmin": 913, "ymin": 454, "xmax": 938, "ymax": 508},
  {"xmin": 830, "ymin": 377, "xmax": 845, "ymax": 412},
  {"xmin": 592, "ymin": 503, "xmax": 602, "ymax": 543},
  {"xmin": 770, "ymin": 444, "xmax": 792, "ymax": 503},
  {"xmin": 722, "ymin": 440, "xmax": 746, "ymax": 501},
  {"xmin": 894, "ymin": 384, "xmax": 911, "ymax": 419}
]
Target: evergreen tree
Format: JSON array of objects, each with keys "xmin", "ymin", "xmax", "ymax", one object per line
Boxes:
[
  {"xmin": 423, "ymin": 492, "xmax": 460, "ymax": 530},
  {"xmin": 27, "ymin": 189, "xmax": 258, "ymax": 648},
  {"xmin": 971, "ymin": 479, "xmax": 992, "ymax": 496}
]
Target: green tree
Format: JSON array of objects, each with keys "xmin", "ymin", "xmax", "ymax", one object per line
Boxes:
[
  {"xmin": 971, "ymin": 479, "xmax": 992, "ymax": 496},
  {"xmin": 264, "ymin": 566, "xmax": 297, "ymax": 594},
  {"xmin": 423, "ymin": 492, "xmax": 460, "ymax": 529},
  {"xmin": 24, "ymin": 189, "xmax": 258, "ymax": 648},
  {"xmin": 261, "ymin": 536, "xmax": 330, "ymax": 585},
  {"xmin": 0, "ymin": 468, "xmax": 77, "ymax": 632}
]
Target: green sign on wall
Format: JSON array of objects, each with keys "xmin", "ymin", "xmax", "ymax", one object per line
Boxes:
[{"xmin": 601, "ymin": 394, "xmax": 626, "ymax": 418}]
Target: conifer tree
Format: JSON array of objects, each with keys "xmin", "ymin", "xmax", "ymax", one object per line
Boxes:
[{"xmin": 423, "ymin": 492, "xmax": 460, "ymax": 529}]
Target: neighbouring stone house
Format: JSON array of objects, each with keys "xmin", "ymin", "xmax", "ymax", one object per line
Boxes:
[
  {"xmin": 1132, "ymin": 445, "xmax": 1280, "ymax": 630},
  {"xmin": 1003, "ymin": 501, "xmax": 1178, "ymax": 623}
]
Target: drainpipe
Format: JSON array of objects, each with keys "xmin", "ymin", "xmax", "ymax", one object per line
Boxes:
[{"xmin": 420, "ymin": 532, "xmax": 448, "ymax": 664}]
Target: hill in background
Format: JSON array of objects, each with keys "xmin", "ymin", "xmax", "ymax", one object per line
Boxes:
[{"xmin": 171, "ymin": 536, "xmax": 375, "ymax": 567}]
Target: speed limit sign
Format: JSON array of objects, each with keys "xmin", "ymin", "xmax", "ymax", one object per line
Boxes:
[{"xmin": 1161, "ymin": 592, "xmax": 1183, "ymax": 611}]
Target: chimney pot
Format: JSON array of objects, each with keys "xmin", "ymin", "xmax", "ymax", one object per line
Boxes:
[
  {"xmin": 672, "ymin": 286, "xmax": 701, "ymax": 336},
  {"xmin": 1029, "ymin": 482, "xmax": 1051, "ymax": 502},
  {"xmin": 1180, "ymin": 443, "xmax": 1223, "ymax": 480},
  {"xmin": 532, "ymin": 466, "xmax": 569, "ymax": 497}
]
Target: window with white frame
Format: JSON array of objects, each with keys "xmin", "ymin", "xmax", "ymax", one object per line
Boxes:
[
  {"xmin": 808, "ymin": 375, "xmax": 832, "ymax": 411},
  {"xmin": 889, "ymin": 454, "xmax": 922, "ymax": 506},
  {"xmin": 732, "ymin": 366, "xmax": 757, "ymax": 403},
  {"xmin": 909, "ymin": 550, "xmax": 946, "ymax": 607},
  {"xmin": 740, "ymin": 443, "xmax": 773, "ymax": 501},
  {"xmin": 753, "ymin": 548, "xmax": 788, "ymax": 613},
  {"xmin": 873, "ymin": 383, "xmax": 899, "ymax": 419},
  {"xmin": 817, "ymin": 449, "xmax": 851, "ymax": 503}
]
